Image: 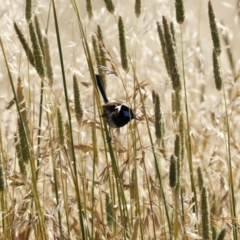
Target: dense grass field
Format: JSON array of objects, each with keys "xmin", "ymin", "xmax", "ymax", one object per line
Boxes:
[{"xmin": 0, "ymin": 0, "xmax": 240, "ymax": 239}]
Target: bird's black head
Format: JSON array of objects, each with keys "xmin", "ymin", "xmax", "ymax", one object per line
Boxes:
[{"xmin": 120, "ymin": 105, "xmax": 138, "ymax": 120}]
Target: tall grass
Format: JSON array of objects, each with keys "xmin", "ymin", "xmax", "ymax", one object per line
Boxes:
[{"xmin": 0, "ymin": 0, "xmax": 239, "ymax": 239}]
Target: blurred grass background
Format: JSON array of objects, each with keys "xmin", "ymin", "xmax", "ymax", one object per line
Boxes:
[{"xmin": 0, "ymin": 0, "xmax": 240, "ymax": 239}]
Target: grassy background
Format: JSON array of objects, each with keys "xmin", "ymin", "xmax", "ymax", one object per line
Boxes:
[{"xmin": 0, "ymin": 0, "xmax": 240, "ymax": 239}]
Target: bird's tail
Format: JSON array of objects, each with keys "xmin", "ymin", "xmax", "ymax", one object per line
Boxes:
[{"xmin": 96, "ymin": 74, "xmax": 108, "ymax": 103}]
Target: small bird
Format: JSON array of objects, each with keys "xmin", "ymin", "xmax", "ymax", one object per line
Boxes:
[{"xmin": 95, "ymin": 74, "xmax": 138, "ymax": 129}]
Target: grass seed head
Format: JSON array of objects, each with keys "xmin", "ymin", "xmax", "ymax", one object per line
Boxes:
[
  {"xmin": 208, "ymin": 1, "xmax": 221, "ymax": 55},
  {"xmin": 175, "ymin": 0, "xmax": 185, "ymax": 24},
  {"xmin": 118, "ymin": 16, "xmax": 129, "ymax": 72}
]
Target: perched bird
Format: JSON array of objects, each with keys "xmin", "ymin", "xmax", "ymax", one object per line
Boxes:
[{"xmin": 95, "ymin": 74, "xmax": 138, "ymax": 129}]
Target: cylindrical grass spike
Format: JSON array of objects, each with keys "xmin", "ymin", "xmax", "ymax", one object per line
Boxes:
[
  {"xmin": 175, "ymin": 91, "xmax": 181, "ymax": 117},
  {"xmin": 174, "ymin": 134, "xmax": 182, "ymax": 187},
  {"xmin": 86, "ymin": 0, "xmax": 93, "ymax": 19},
  {"xmin": 118, "ymin": 17, "xmax": 129, "ymax": 72},
  {"xmin": 14, "ymin": 22, "xmax": 35, "ymax": 67},
  {"xmin": 211, "ymin": 200, "xmax": 217, "ymax": 239},
  {"xmin": 73, "ymin": 75, "xmax": 83, "ymax": 127},
  {"xmin": 29, "ymin": 21, "xmax": 45, "ymax": 78},
  {"xmin": 57, "ymin": 108, "xmax": 65, "ymax": 146},
  {"xmin": 162, "ymin": 16, "xmax": 181, "ymax": 92},
  {"xmin": 103, "ymin": 0, "xmax": 115, "ymax": 14},
  {"xmin": 208, "ymin": 1, "xmax": 221, "ymax": 55},
  {"xmin": 18, "ymin": 159, "xmax": 27, "ymax": 176},
  {"xmin": 97, "ymin": 25, "xmax": 106, "ymax": 67},
  {"xmin": 105, "ymin": 193, "xmax": 114, "ymax": 226},
  {"xmin": 97, "ymin": 25, "xmax": 107, "ymax": 84},
  {"xmin": 44, "ymin": 35, "xmax": 54, "ymax": 87},
  {"xmin": 157, "ymin": 21, "xmax": 170, "ymax": 76},
  {"xmin": 17, "ymin": 77, "xmax": 30, "ymax": 140},
  {"xmin": 154, "ymin": 94, "xmax": 165, "ymax": 141},
  {"xmin": 201, "ymin": 186, "xmax": 211, "ymax": 240},
  {"xmin": 15, "ymin": 133, "xmax": 27, "ymax": 175},
  {"xmin": 169, "ymin": 155, "xmax": 177, "ymax": 188},
  {"xmin": 18, "ymin": 119, "xmax": 30, "ymax": 164},
  {"xmin": 174, "ymin": 134, "xmax": 181, "ymax": 160},
  {"xmin": 152, "ymin": 90, "xmax": 156, "ymax": 105},
  {"xmin": 135, "ymin": 0, "xmax": 141, "ymax": 18},
  {"xmin": 92, "ymin": 35, "xmax": 101, "ymax": 72},
  {"xmin": 175, "ymin": 0, "xmax": 185, "ymax": 24},
  {"xmin": 34, "ymin": 15, "xmax": 44, "ymax": 58},
  {"xmin": 197, "ymin": 167, "xmax": 204, "ymax": 191},
  {"xmin": 25, "ymin": 0, "xmax": 32, "ymax": 23}
]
